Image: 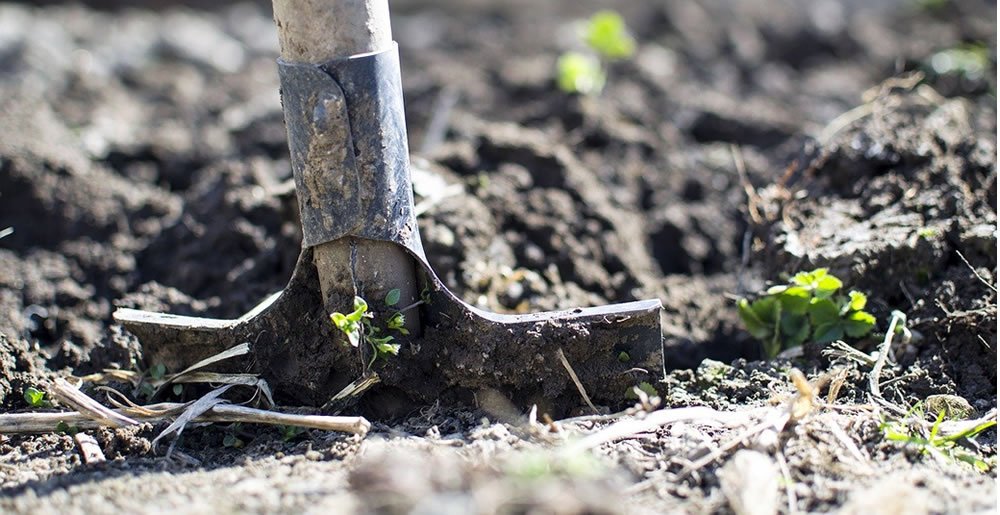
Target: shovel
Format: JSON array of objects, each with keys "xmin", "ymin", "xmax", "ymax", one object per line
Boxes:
[{"xmin": 114, "ymin": 0, "xmax": 663, "ymax": 413}]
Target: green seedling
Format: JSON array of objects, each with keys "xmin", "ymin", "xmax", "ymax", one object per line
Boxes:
[
  {"xmin": 223, "ymin": 433, "xmax": 244, "ymax": 448},
  {"xmin": 280, "ymin": 425, "xmax": 306, "ymax": 442},
  {"xmin": 56, "ymin": 421, "xmax": 79, "ymax": 436},
  {"xmin": 584, "ymin": 10, "xmax": 636, "ymax": 60},
  {"xmin": 223, "ymin": 423, "xmax": 245, "ymax": 448},
  {"xmin": 150, "ymin": 363, "xmax": 167, "ymax": 381},
  {"xmin": 331, "ymin": 296, "xmax": 369, "ymax": 348},
  {"xmin": 624, "ymin": 381, "xmax": 658, "ymax": 400},
  {"xmin": 386, "ymin": 312, "xmax": 408, "ymax": 335},
  {"xmin": 330, "ymin": 295, "xmax": 404, "ymax": 369},
  {"xmin": 917, "ymin": 227, "xmax": 938, "ymax": 239},
  {"xmin": 881, "ymin": 409, "xmax": 997, "ymax": 472},
  {"xmin": 738, "ymin": 268, "xmax": 876, "ymax": 358},
  {"xmin": 23, "ymin": 387, "xmax": 47, "ymax": 408},
  {"xmin": 556, "ymin": 10, "xmax": 636, "ymax": 95},
  {"xmin": 924, "ymin": 43, "xmax": 990, "ymax": 82},
  {"xmin": 557, "ymin": 52, "xmax": 606, "ymax": 95},
  {"xmin": 384, "ymin": 288, "xmax": 401, "ymax": 307},
  {"xmin": 506, "ymin": 449, "xmax": 606, "ymax": 481},
  {"xmin": 913, "ymin": 0, "xmax": 948, "ymax": 11}
]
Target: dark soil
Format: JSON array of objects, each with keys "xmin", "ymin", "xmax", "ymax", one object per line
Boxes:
[{"xmin": 0, "ymin": 0, "xmax": 995, "ymax": 513}]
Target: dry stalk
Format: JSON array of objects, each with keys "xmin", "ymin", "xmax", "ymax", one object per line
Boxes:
[
  {"xmin": 50, "ymin": 378, "xmax": 139, "ymax": 428},
  {"xmin": 869, "ymin": 311, "xmax": 905, "ymax": 401},
  {"xmin": 556, "ymin": 347, "xmax": 599, "ymax": 415},
  {"xmin": 0, "ymin": 402, "xmax": 371, "ymax": 436}
]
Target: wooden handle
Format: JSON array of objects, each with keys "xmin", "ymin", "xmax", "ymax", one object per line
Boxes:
[{"xmin": 271, "ymin": 0, "xmax": 392, "ymax": 63}]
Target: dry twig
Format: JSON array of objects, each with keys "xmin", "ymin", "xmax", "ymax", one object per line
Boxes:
[
  {"xmin": 556, "ymin": 347, "xmax": 599, "ymax": 415},
  {"xmin": 51, "ymin": 378, "xmax": 139, "ymax": 428},
  {"xmin": 0, "ymin": 402, "xmax": 371, "ymax": 436}
]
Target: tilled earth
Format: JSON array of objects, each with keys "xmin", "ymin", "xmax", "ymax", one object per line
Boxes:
[{"xmin": 0, "ymin": 0, "xmax": 996, "ymax": 513}]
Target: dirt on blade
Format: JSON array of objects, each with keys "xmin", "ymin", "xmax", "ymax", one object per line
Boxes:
[{"xmin": 0, "ymin": 0, "xmax": 995, "ymax": 513}]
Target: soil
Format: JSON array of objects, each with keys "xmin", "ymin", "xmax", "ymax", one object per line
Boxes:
[{"xmin": 0, "ymin": 0, "xmax": 996, "ymax": 513}]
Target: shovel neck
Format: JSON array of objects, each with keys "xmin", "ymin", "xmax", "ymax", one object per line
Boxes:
[{"xmin": 271, "ymin": 0, "xmax": 393, "ymax": 63}]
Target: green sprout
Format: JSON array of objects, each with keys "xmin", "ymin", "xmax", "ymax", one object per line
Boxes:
[
  {"xmin": 56, "ymin": 421, "xmax": 79, "ymax": 436},
  {"xmin": 584, "ymin": 10, "xmax": 636, "ymax": 60},
  {"xmin": 881, "ymin": 408, "xmax": 997, "ymax": 472},
  {"xmin": 23, "ymin": 387, "xmax": 47, "ymax": 408},
  {"xmin": 223, "ymin": 423, "xmax": 245, "ymax": 448},
  {"xmin": 150, "ymin": 363, "xmax": 167, "ymax": 381},
  {"xmin": 386, "ymin": 312, "xmax": 409, "ymax": 335},
  {"xmin": 917, "ymin": 227, "xmax": 938, "ymax": 239},
  {"xmin": 924, "ymin": 43, "xmax": 990, "ymax": 82},
  {"xmin": 280, "ymin": 425, "xmax": 306, "ymax": 442},
  {"xmin": 223, "ymin": 433, "xmax": 244, "ymax": 449},
  {"xmin": 384, "ymin": 288, "xmax": 401, "ymax": 307},
  {"xmin": 556, "ymin": 10, "xmax": 636, "ymax": 95},
  {"xmin": 331, "ymin": 295, "xmax": 403, "ymax": 369},
  {"xmin": 330, "ymin": 296, "xmax": 369, "ymax": 348},
  {"xmin": 557, "ymin": 52, "xmax": 606, "ymax": 95},
  {"xmin": 738, "ymin": 268, "xmax": 876, "ymax": 358},
  {"xmin": 625, "ymin": 381, "xmax": 658, "ymax": 400},
  {"xmin": 913, "ymin": 0, "xmax": 948, "ymax": 12}
]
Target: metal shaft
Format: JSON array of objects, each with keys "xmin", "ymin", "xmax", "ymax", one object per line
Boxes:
[{"xmin": 270, "ymin": 0, "xmax": 420, "ymax": 329}]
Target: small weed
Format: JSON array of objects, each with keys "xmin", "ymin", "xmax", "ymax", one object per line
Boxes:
[
  {"xmin": 55, "ymin": 421, "xmax": 79, "ymax": 436},
  {"xmin": 881, "ymin": 408, "xmax": 997, "ymax": 472},
  {"xmin": 584, "ymin": 10, "xmax": 636, "ymax": 60},
  {"xmin": 924, "ymin": 43, "xmax": 990, "ymax": 82},
  {"xmin": 738, "ymin": 268, "xmax": 876, "ymax": 358},
  {"xmin": 23, "ymin": 386, "xmax": 48, "ymax": 408},
  {"xmin": 330, "ymin": 294, "xmax": 407, "ymax": 370},
  {"xmin": 384, "ymin": 288, "xmax": 401, "ymax": 307},
  {"xmin": 223, "ymin": 423, "xmax": 245, "ymax": 448},
  {"xmin": 280, "ymin": 425, "xmax": 306, "ymax": 442},
  {"xmin": 556, "ymin": 10, "xmax": 636, "ymax": 95},
  {"xmin": 386, "ymin": 312, "xmax": 408, "ymax": 335},
  {"xmin": 506, "ymin": 450, "xmax": 606, "ymax": 481},
  {"xmin": 913, "ymin": 0, "xmax": 948, "ymax": 12},
  {"xmin": 331, "ymin": 296, "xmax": 369, "ymax": 348},
  {"xmin": 917, "ymin": 227, "xmax": 938, "ymax": 239},
  {"xmin": 625, "ymin": 381, "xmax": 658, "ymax": 400},
  {"xmin": 135, "ymin": 362, "xmax": 168, "ymax": 401}
]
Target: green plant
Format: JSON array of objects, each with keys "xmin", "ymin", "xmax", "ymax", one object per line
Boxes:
[
  {"xmin": 924, "ymin": 43, "xmax": 990, "ymax": 82},
  {"xmin": 330, "ymin": 295, "xmax": 406, "ymax": 369},
  {"xmin": 738, "ymin": 268, "xmax": 876, "ymax": 358},
  {"xmin": 331, "ymin": 296, "xmax": 369, "ymax": 348},
  {"xmin": 881, "ymin": 408, "xmax": 997, "ymax": 472},
  {"xmin": 584, "ymin": 10, "xmax": 636, "ymax": 60},
  {"xmin": 624, "ymin": 381, "xmax": 658, "ymax": 400},
  {"xmin": 55, "ymin": 421, "xmax": 79, "ymax": 436},
  {"xmin": 913, "ymin": 0, "xmax": 948, "ymax": 12},
  {"xmin": 557, "ymin": 52, "xmax": 605, "ymax": 95},
  {"xmin": 23, "ymin": 387, "xmax": 47, "ymax": 408},
  {"xmin": 556, "ymin": 10, "xmax": 636, "ymax": 95},
  {"xmin": 280, "ymin": 425, "xmax": 306, "ymax": 442},
  {"xmin": 223, "ymin": 423, "xmax": 245, "ymax": 448}
]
